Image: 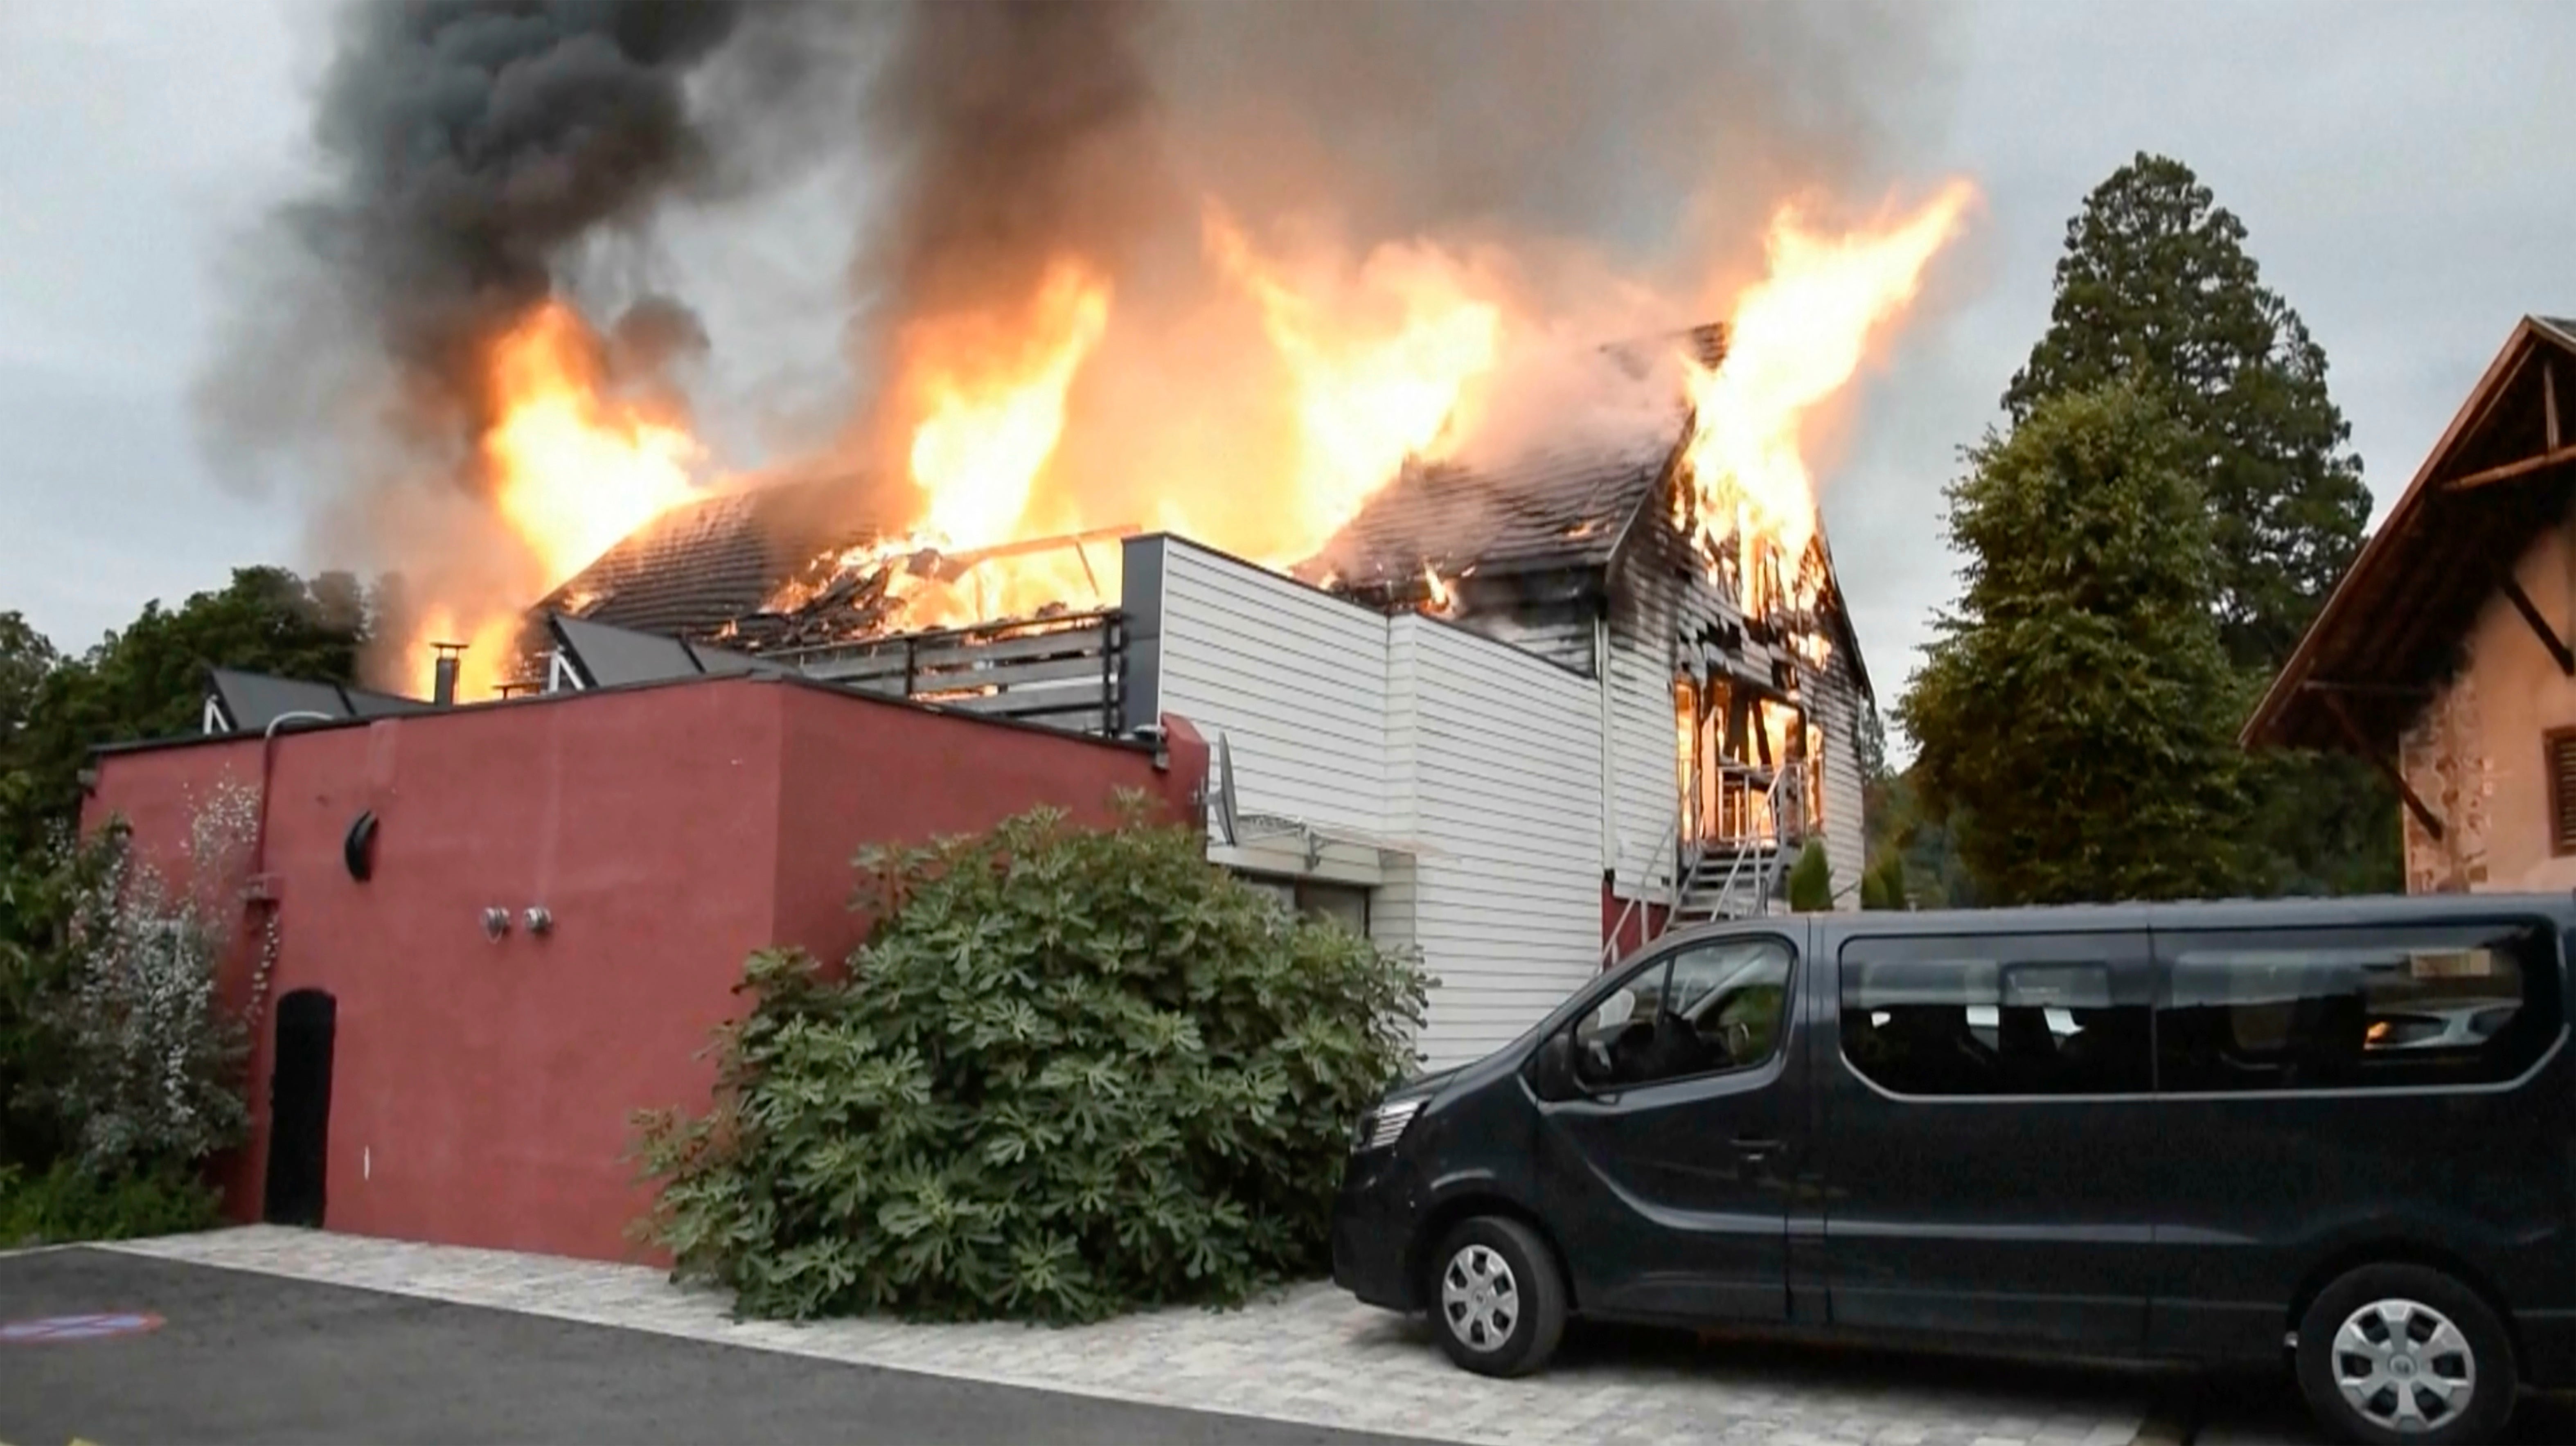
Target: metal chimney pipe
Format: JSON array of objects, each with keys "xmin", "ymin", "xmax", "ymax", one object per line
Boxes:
[{"xmin": 430, "ymin": 643, "xmax": 464, "ymax": 707}]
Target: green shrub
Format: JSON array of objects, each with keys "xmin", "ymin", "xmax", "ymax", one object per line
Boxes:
[
  {"xmin": 1787, "ymin": 839, "xmax": 1835, "ymax": 912},
  {"xmin": 0, "ymin": 1158, "xmax": 225, "ymax": 1248},
  {"xmin": 635, "ymin": 802, "xmax": 1430, "ymax": 1324},
  {"xmin": 1859, "ymin": 852, "xmax": 1910, "ymax": 911}
]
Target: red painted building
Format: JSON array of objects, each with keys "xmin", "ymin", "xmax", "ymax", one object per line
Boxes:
[{"xmin": 86, "ymin": 673, "xmax": 1207, "ymax": 1263}]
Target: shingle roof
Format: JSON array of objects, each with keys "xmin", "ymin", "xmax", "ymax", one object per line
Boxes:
[
  {"xmin": 1301, "ymin": 438, "xmax": 1679, "ymax": 586},
  {"xmin": 536, "ymin": 474, "xmax": 897, "ymax": 640}
]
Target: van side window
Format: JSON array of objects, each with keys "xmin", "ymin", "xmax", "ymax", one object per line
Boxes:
[
  {"xmin": 1841, "ymin": 936, "xmax": 2153, "ymax": 1097},
  {"xmin": 2156, "ymin": 922, "xmax": 2562, "ymax": 1093},
  {"xmin": 1571, "ymin": 937, "xmax": 1792, "ymax": 1090}
]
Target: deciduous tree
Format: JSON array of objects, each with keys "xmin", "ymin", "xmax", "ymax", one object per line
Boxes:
[{"xmin": 1899, "ymin": 382, "xmax": 2245, "ymax": 903}]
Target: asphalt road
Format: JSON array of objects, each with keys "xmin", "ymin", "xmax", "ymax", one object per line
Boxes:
[{"xmin": 0, "ymin": 1248, "xmax": 1436, "ymax": 1446}]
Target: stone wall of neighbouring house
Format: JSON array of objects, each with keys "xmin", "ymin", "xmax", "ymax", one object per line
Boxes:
[
  {"xmin": 2400, "ymin": 496, "xmax": 2576, "ymax": 893},
  {"xmin": 2400, "ymin": 669, "xmax": 2491, "ymax": 892}
]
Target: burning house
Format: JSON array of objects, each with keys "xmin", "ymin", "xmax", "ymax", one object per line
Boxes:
[{"xmin": 491, "ymin": 324, "xmax": 1873, "ymax": 1068}]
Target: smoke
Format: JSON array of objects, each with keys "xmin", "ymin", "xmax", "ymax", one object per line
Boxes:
[
  {"xmin": 197, "ymin": 0, "xmax": 1961, "ymax": 675},
  {"xmin": 204, "ymin": 2, "xmax": 762, "ymax": 477}
]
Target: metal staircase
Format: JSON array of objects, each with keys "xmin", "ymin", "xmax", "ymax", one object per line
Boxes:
[{"xmin": 1601, "ymin": 761, "xmax": 1804, "ymax": 969}]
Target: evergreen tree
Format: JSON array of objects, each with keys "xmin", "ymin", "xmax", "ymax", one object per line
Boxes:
[
  {"xmin": 1898, "ymin": 382, "xmax": 2245, "ymax": 904},
  {"xmin": 2006, "ymin": 152, "xmax": 2370, "ymax": 667},
  {"xmin": 2005, "ymin": 152, "xmax": 2396, "ymax": 895}
]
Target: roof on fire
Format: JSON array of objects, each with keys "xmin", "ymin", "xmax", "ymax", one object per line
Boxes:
[
  {"xmin": 535, "ymin": 474, "xmax": 897, "ymax": 640},
  {"xmin": 2245, "ymin": 315, "xmax": 2576, "ymax": 754},
  {"xmin": 1301, "ymin": 439, "xmax": 1677, "ymax": 586}
]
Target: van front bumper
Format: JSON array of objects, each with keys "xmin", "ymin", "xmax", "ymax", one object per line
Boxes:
[{"xmin": 1330, "ymin": 1151, "xmax": 1418, "ymax": 1311}]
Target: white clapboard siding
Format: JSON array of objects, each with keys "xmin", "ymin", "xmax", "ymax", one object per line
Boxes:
[
  {"xmin": 1606, "ymin": 636, "xmax": 1681, "ymax": 901},
  {"xmin": 1399, "ymin": 617, "xmax": 1606, "ymax": 1066},
  {"xmin": 1154, "ymin": 539, "xmax": 1389, "ymax": 838},
  {"xmin": 1146, "ymin": 540, "xmax": 1609, "ymax": 1069},
  {"xmin": 1812, "ymin": 647, "xmax": 1869, "ymax": 908}
]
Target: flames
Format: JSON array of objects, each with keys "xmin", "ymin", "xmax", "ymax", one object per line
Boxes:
[
  {"xmin": 404, "ymin": 300, "xmax": 708, "ymax": 698},
  {"xmin": 1204, "ymin": 206, "xmax": 1504, "ymax": 567},
  {"xmin": 906, "ymin": 261, "xmax": 1113, "ymax": 552},
  {"xmin": 403, "ymin": 178, "xmax": 1974, "ymax": 701},
  {"xmin": 1681, "ymin": 182, "xmax": 1974, "ymax": 619}
]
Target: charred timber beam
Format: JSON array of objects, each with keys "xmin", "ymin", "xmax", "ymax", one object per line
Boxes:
[
  {"xmin": 2499, "ymin": 573, "xmax": 2576, "ymax": 674},
  {"xmin": 2443, "ymin": 443, "xmax": 2576, "ymax": 493},
  {"xmin": 2320, "ymin": 691, "xmax": 2443, "ymax": 842}
]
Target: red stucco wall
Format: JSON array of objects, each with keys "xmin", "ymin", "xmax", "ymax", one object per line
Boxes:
[{"xmin": 84, "ymin": 676, "xmax": 1203, "ymax": 1263}]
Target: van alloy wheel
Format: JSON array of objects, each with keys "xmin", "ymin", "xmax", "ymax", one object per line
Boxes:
[
  {"xmin": 2297, "ymin": 1263, "xmax": 2515, "ymax": 1446},
  {"xmin": 1440, "ymin": 1244, "xmax": 1519, "ymax": 1351},
  {"xmin": 2332, "ymin": 1299, "xmax": 2476, "ymax": 1435},
  {"xmin": 1426, "ymin": 1216, "xmax": 1566, "ymax": 1378}
]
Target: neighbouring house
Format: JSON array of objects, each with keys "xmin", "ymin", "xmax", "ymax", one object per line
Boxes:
[
  {"xmin": 533, "ymin": 325, "xmax": 1876, "ymax": 1066},
  {"xmin": 95, "ymin": 671, "xmax": 1208, "ymax": 1259},
  {"xmin": 2246, "ymin": 315, "xmax": 2576, "ymax": 893}
]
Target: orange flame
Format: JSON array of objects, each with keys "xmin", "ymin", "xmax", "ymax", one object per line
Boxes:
[
  {"xmin": 1205, "ymin": 205, "xmax": 1503, "ymax": 566},
  {"xmin": 1421, "ymin": 564, "xmax": 1454, "ymax": 616},
  {"xmin": 905, "ymin": 260, "xmax": 1113, "ymax": 553},
  {"xmin": 487, "ymin": 302, "xmax": 703, "ymax": 585},
  {"xmin": 1683, "ymin": 181, "xmax": 1974, "ymax": 617},
  {"xmin": 401, "ymin": 300, "xmax": 706, "ymax": 700}
]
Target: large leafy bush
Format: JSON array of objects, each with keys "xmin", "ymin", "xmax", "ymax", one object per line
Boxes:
[{"xmin": 636, "ymin": 802, "xmax": 1429, "ymax": 1323}]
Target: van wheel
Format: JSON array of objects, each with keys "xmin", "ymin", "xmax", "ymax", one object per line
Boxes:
[
  {"xmin": 1427, "ymin": 1216, "xmax": 1566, "ymax": 1377},
  {"xmin": 2295, "ymin": 1263, "xmax": 2516, "ymax": 1446}
]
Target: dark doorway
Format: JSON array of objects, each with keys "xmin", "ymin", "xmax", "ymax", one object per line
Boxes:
[{"xmin": 263, "ymin": 989, "xmax": 336, "ymax": 1227}]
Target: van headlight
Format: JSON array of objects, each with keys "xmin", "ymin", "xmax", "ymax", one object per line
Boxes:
[{"xmin": 1353, "ymin": 1096, "xmax": 1425, "ymax": 1153}]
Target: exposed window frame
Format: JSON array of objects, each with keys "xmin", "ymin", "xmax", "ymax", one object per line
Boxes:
[{"xmin": 2547, "ymin": 726, "xmax": 2576, "ymax": 856}]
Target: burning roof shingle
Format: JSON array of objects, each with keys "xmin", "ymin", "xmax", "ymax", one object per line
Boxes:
[
  {"xmin": 535, "ymin": 476, "xmax": 897, "ymax": 641},
  {"xmin": 1299, "ymin": 439, "xmax": 1677, "ymax": 589}
]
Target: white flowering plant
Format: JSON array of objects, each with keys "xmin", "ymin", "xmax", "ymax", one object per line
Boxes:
[{"xmin": 35, "ymin": 777, "xmax": 262, "ymax": 1178}]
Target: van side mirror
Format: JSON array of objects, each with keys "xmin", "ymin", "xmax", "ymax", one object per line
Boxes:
[{"xmin": 1530, "ymin": 1032, "xmax": 1577, "ymax": 1101}]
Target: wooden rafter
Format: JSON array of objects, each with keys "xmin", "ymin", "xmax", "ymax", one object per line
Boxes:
[
  {"xmin": 2499, "ymin": 574, "xmax": 2576, "ymax": 674},
  {"xmin": 2549, "ymin": 360, "xmax": 2562, "ymax": 452},
  {"xmin": 2444, "ymin": 442, "xmax": 2576, "ymax": 493},
  {"xmin": 2320, "ymin": 691, "xmax": 2443, "ymax": 842}
]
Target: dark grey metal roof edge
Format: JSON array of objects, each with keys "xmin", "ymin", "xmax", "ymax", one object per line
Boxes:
[{"xmin": 98, "ymin": 666, "xmax": 1161, "ymax": 762}]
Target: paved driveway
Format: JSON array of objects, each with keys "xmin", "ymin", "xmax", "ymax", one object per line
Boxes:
[
  {"xmin": 0, "ymin": 1246, "xmax": 1424, "ymax": 1446},
  {"xmin": 57, "ymin": 1227, "xmax": 2152, "ymax": 1446}
]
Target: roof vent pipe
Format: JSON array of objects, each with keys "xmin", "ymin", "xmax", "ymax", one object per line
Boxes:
[{"xmin": 431, "ymin": 643, "xmax": 465, "ymax": 707}]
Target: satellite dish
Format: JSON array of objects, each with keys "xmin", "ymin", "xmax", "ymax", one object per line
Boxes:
[{"xmin": 1215, "ymin": 734, "xmax": 1242, "ymax": 847}]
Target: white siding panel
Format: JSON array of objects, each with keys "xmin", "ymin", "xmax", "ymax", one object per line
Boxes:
[
  {"xmin": 1813, "ymin": 651, "xmax": 1868, "ymax": 909},
  {"xmin": 1607, "ymin": 638, "xmax": 1679, "ymax": 901},
  {"xmin": 1155, "ymin": 541, "xmax": 1389, "ymax": 838},
  {"xmin": 1150, "ymin": 541, "xmax": 1606, "ymax": 1070},
  {"xmin": 1402, "ymin": 618, "xmax": 1605, "ymax": 1066}
]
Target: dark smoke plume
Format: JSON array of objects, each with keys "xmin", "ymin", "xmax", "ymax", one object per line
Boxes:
[{"xmin": 201, "ymin": 0, "xmax": 758, "ymax": 500}]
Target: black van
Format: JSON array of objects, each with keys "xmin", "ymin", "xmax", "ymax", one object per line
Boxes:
[{"xmin": 1330, "ymin": 896, "xmax": 2576, "ymax": 1446}]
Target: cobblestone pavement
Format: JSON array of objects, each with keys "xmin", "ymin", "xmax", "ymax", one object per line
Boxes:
[{"xmin": 108, "ymin": 1228, "xmax": 2152, "ymax": 1446}]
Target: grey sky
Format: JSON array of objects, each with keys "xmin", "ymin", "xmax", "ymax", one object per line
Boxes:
[{"xmin": 4, "ymin": 0, "xmax": 2571, "ymax": 732}]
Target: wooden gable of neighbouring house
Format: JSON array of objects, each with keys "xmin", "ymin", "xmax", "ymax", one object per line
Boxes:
[{"xmin": 2246, "ymin": 315, "xmax": 2576, "ymax": 887}]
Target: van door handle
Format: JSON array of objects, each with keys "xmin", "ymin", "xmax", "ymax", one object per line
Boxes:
[{"xmin": 1732, "ymin": 1136, "xmax": 1783, "ymax": 1159}]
